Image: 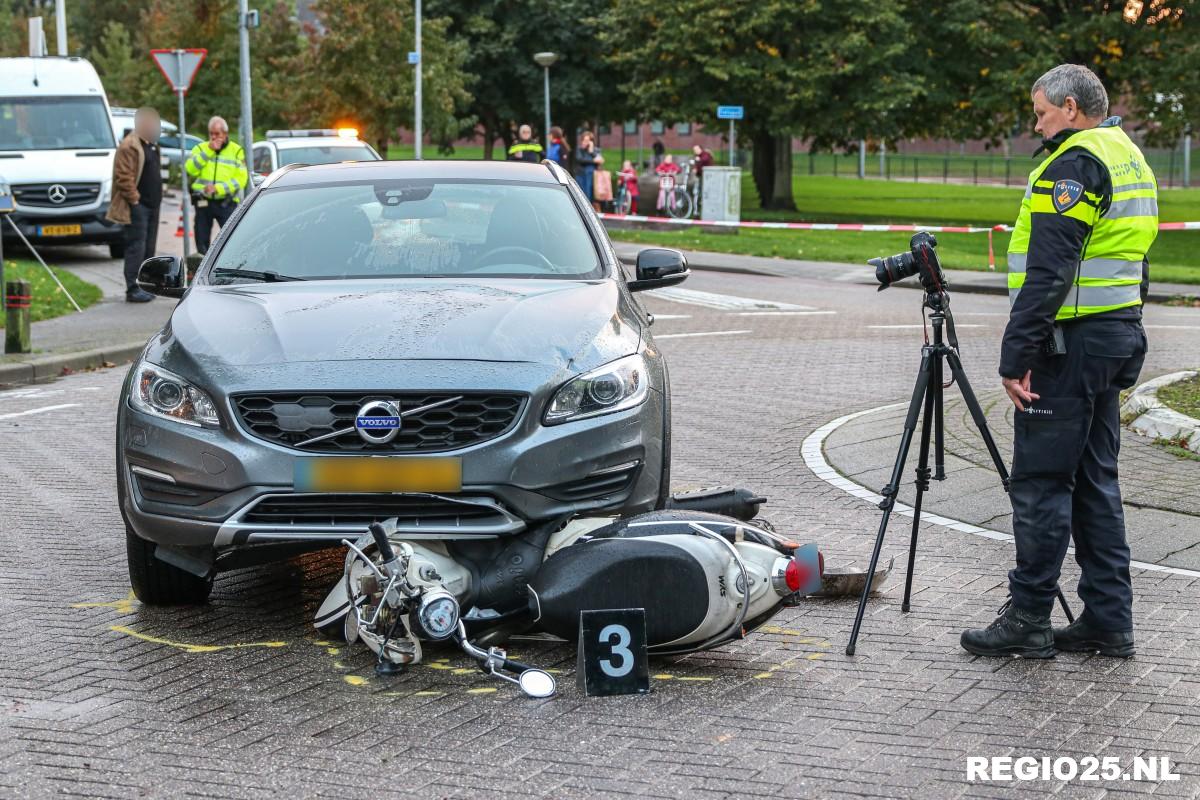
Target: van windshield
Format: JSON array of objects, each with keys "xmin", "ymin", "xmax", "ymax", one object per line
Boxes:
[{"xmin": 0, "ymin": 97, "xmax": 115, "ymax": 151}]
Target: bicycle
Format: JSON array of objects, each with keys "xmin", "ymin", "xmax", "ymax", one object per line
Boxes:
[
  {"xmin": 615, "ymin": 180, "xmax": 635, "ymax": 215},
  {"xmin": 664, "ymin": 159, "xmax": 698, "ymax": 219}
]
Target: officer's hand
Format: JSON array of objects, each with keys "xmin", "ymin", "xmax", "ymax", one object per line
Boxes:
[
  {"xmin": 1002, "ymin": 371, "xmax": 1040, "ymax": 411},
  {"xmin": 202, "ymin": 184, "xmax": 215, "ymax": 197}
]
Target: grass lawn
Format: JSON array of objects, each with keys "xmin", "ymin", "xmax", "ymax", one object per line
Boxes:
[
  {"xmin": 1159, "ymin": 374, "xmax": 1200, "ymax": 420},
  {"xmin": 612, "ymin": 175, "xmax": 1200, "ymax": 284},
  {"xmin": 0, "ymin": 259, "xmax": 102, "ymax": 329}
]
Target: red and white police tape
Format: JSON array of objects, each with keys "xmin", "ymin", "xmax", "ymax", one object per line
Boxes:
[{"xmin": 598, "ymin": 213, "xmax": 1200, "ymax": 233}]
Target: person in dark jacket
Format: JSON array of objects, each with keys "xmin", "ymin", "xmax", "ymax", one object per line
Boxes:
[
  {"xmin": 692, "ymin": 144, "xmax": 714, "ymax": 177},
  {"xmin": 575, "ymin": 130, "xmax": 603, "ymax": 209},
  {"xmin": 106, "ymin": 107, "xmax": 162, "ymax": 303},
  {"xmin": 507, "ymin": 125, "xmax": 544, "ymax": 163}
]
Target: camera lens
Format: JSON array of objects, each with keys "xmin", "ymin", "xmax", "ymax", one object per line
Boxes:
[{"xmin": 871, "ymin": 251, "xmax": 917, "ymax": 287}]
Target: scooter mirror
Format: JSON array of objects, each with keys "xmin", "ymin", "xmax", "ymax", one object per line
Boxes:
[{"xmin": 518, "ymin": 669, "xmax": 556, "ymax": 699}]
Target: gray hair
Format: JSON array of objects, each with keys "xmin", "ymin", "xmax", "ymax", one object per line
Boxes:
[
  {"xmin": 1032, "ymin": 64, "xmax": 1109, "ymax": 119},
  {"xmin": 207, "ymin": 116, "xmax": 229, "ymax": 133}
]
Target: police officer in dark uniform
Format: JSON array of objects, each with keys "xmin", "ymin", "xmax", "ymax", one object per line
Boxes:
[{"xmin": 961, "ymin": 64, "xmax": 1155, "ymax": 659}]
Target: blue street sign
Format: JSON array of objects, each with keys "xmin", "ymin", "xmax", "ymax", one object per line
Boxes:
[
  {"xmin": 407, "ymin": 51, "xmax": 420, "ymax": 65},
  {"xmin": 717, "ymin": 105, "xmax": 744, "ymax": 120}
]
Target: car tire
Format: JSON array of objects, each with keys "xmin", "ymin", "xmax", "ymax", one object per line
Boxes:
[
  {"xmin": 108, "ymin": 240, "xmax": 125, "ymax": 260},
  {"xmin": 654, "ymin": 365, "xmax": 672, "ymax": 510},
  {"xmin": 126, "ymin": 528, "xmax": 213, "ymax": 605}
]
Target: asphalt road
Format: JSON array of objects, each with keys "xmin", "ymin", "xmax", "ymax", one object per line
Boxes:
[{"xmin": 2, "ymin": 269, "xmax": 1200, "ymax": 798}]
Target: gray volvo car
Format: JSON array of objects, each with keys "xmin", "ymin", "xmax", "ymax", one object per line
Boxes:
[{"xmin": 119, "ymin": 159, "xmax": 689, "ymax": 603}]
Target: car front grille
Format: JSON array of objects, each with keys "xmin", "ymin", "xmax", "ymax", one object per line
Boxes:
[
  {"xmin": 240, "ymin": 493, "xmax": 512, "ymax": 528},
  {"xmin": 13, "ymin": 182, "xmax": 101, "ymax": 208},
  {"xmin": 232, "ymin": 392, "xmax": 525, "ymax": 452}
]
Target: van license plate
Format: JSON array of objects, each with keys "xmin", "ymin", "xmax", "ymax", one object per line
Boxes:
[
  {"xmin": 38, "ymin": 224, "xmax": 82, "ymax": 237},
  {"xmin": 294, "ymin": 457, "xmax": 462, "ymax": 493}
]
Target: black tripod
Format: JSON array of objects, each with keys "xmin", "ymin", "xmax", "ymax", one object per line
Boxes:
[{"xmin": 844, "ymin": 289, "xmax": 1074, "ymax": 655}]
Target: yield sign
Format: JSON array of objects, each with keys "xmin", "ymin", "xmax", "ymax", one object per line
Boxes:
[{"xmin": 149, "ymin": 49, "xmax": 207, "ymax": 94}]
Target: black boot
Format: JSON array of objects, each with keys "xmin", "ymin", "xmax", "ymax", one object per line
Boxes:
[
  {"xmin": 1054, "ymin": 617, "xmax": 1135, "ymax": 658},
  {"xmin": 960, "ymin": 601, "xmax": 1055, "ymax": 658}
]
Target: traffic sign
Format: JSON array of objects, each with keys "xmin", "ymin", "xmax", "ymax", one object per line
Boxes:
[
  {"xmin": 149, "ymin": 49, "xmax": 207, "ymax": 94},
  {"xmin": 717, "ymin": 105, "xmax": 744, "ymax": 120},
  {"xmin": 407, "ymin": 51, "xmax": 420, "ymax": 65}
]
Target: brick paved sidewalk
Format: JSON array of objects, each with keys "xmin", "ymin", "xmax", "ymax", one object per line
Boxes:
[{"xmin": 824, "ymin": 381, "xmax": 1200, "ymax": 571}]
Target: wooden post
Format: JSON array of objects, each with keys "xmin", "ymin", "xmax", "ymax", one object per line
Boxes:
[{"xmin": 5, "ymin": 279, "xmax": 31, "ymax": 354}]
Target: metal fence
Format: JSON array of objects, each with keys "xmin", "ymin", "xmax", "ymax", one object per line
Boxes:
[{"xmin": 797, "ymin": 147, "xmax": 1198, "ymax": 188}]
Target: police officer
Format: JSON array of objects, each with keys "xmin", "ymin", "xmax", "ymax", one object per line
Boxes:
[
  {"xmin": 186, "ymin": 116, "xmax": 249, "ymax": 254},
  {"xmin": 961, "ymin": 64, "xmax": 1154, "ymax": 660},
  {"xmin": 507, "ymin": 124, "xmax": 544, "ymax": 163}
]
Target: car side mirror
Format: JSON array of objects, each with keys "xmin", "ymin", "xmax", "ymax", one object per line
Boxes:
[
  {"xmin": 251, "ymin": 173, "xmax": 266, "ymax": 187},
  {"xmin": 137, "ymin": 255, "xmax": 186, "ymax": 298},
  {"xmin": 628, "ymin": 248, "xmax": 690, "ymax": 292}
]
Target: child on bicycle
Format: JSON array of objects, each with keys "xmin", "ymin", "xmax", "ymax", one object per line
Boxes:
[
  {"xmin": 618, "ymin": 160, "xmax": 639, "ymax": 214},
  {"xmin": 655, "ymin": 154, "xmax": 681, "ymax": 211}
]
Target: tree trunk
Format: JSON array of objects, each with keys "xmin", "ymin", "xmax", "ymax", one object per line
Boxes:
[
  {"xmin": 750, "ymin": 128, "xmax": 775, "ymax": 209},
  {"xmin": 770, "ymin": 134, "xmax": 796, "ymax": 211}
]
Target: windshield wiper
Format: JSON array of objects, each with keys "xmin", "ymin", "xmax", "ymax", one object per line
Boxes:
[{"xmin": 212, "ymin": 268, "xmax": 306, "ymax": 283}]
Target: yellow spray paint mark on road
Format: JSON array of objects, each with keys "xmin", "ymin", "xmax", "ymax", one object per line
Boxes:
[
  {"xmin": 72, "ymin": 591, "xmax": 137, "ymax": 615},
  {"xmin": 467, "ymin": 687, "xmax": 497, "ymax": 694},
  {"xmin": 326, "ymin": 647, "xmax": 340, "ymax": 656},
  {"xmin": 653, "ymin": 673, "xmax": 713, "ymax": 682},
  {"xmin": 111, "ymin": 625, "xmax": 286, "ymax": 654},
  {"xmin": 806, "ymin": 653, "xmax": 825, "ymax": 660},
  {"xmin": 343, "ymin": 675, "xmax": 369, "ymax": 686}
]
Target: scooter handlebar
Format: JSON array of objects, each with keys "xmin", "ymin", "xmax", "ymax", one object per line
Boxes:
[{"xmin": 367, "ymin": 522, "xmax": 396, "ymax": 563}]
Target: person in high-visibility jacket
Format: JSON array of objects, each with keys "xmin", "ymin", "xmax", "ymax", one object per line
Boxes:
[
  {"xmin": 507, "ymin": 124, "xmax": 544, "ymax": 163},
  {"xmin": 185, "ymin": 116, "xmax": 249, "ymax": 254},
  {"xmin": 961, "ymin": 65, "xmax": 1155, "ymax": 660}
]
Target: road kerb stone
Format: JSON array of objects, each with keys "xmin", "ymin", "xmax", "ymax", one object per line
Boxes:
[{"xmin": 1121, "ymin": 370, "xmax": 1200, "ymax": 454}]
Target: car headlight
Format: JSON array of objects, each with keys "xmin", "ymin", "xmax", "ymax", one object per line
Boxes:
[
  {"xmin": 129, "ymin": 362, "xmax": 220, "ymax": 427},
  {"xmin": 100, "ymin": 180, "xmax": 111, "ymax": 204},
  {"xmin": 544, "ymin": 354, "xmax": 650, "ymax": 424}
]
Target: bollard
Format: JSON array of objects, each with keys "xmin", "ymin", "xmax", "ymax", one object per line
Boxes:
[{"xmin": 5, "ymin": 279, "xmax": 31, "ymax": 354}]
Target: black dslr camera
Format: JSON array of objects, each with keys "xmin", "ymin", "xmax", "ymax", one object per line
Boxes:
[{"xmin": 869, "ymin": 232, "xmax": 947, "ymax": 293}]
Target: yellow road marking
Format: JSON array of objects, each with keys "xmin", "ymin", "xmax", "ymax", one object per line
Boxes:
[
  {"xmin": 467, "ymin": 687, "xmax": 497, "ymax": 694},
  {"xmin": 111, "ymin": 625, "xmax": 286, "ymax": 654},
  {"xmin": 72, "ymin": 592, "xmax": 137, "ymax": 615}
]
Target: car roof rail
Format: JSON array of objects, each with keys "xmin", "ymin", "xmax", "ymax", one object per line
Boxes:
[
  {"xmin": 258, "ymin": 162, "xmax": 308, "ymax": 190},
  {"xmin": 542, "ymin": 159, "xmax": 571, "ymax": 185}
]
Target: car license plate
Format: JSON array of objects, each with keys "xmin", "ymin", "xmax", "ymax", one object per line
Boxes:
[
  {"xmin": 38, "ymin": 224, "xmax": 82, "ymax": 237},
  {"xmin": 294, "ymin": 457, "xmax": 461, "ymax": 493}
]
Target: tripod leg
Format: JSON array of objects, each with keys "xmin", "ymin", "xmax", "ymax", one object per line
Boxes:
[
  {"xmin": 946, "ymin": 350, "xmax": 1078, "ymax": 623},
  {"xmin": 846, "ymin": 351, "xmax": 934, "ymax": 656},
  {"xmin": 934, "ymin": 353, "xmax": 946, "ymax": 481},
  {"xmin": 902, "ymin": 362, "xmax": 937, "ymax": 613}
]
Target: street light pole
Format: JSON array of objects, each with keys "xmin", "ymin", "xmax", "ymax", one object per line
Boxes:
[
  {"xmin": 414, "ymin": 0, "xmax": 422, "ymax": 160},
  {"xmin": 55, "ymin": 0, "xmax": 67, "ymax": 54},
  {"xmin": 237, "ymin": 0, "xmax": 255, "ymax": 180},
  {"xmin": 533, "ymin": 52, "xmax": 558, "ymax": 153}
]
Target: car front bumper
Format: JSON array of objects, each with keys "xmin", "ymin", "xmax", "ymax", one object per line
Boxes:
[
  {"xmin": 4, "ymin": 207, "xmax": 123, "ymax": 245},
  {"xmin": 119, "ymin": 388, "xmax": 666, "ymax": 556}
]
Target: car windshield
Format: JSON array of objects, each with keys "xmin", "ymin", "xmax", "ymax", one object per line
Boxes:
[
  {"xmin": 207, "ymin": 179, "xmax": 604, "ymax": 282},
  {"xmin": 0, "ymin": 97, "xmax": 115, "ymax": 151},
  {"xmin": 278, "ymin": 145, "xmax": 377, "ymax": 166}
]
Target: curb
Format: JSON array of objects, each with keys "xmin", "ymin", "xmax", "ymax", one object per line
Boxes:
[
  {"xmin": 1121, "ymin": 370, "xmax": 1200, "ymax": 454},
  {"xmin": 0, "ymin": 341, "xmax": 146, "ymax": 387}
]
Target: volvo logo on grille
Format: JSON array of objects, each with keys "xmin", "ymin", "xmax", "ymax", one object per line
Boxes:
[
  {"xmin": 47, "ymin": 184, "xmax": 68, "ymax": 204},
  {"xmin": 354, "ymin": 400, "xmax": 402, "ymax": 444}
]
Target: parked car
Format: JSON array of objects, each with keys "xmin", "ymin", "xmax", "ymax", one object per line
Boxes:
[
  {"xmin": 251, "ymin": 128, "xmax": 380, "ymax": 184},
  {"xmin": 0, "ymin": 56, "xmax": 123, "ymax": 257},
  {"xmin": 118, "ymin": 158, "xmax": 689, "ymax": 603}
]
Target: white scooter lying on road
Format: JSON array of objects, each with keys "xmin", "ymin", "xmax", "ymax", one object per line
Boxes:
[{"xmin": 314, "ymin": 489, "xmax": 824, "ymax": 697}]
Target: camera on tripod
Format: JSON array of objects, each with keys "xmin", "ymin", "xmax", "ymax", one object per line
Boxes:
[{"xmin": 869, "ymin": 232, "xmax": 947, "ymax": 293}]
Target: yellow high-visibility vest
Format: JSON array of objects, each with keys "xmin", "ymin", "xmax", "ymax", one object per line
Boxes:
[
  {"xmin": 185, "ymin": 140, "xmax": 249, "ymax": 202},
  {"xmin": 1007, "ymin": 125, "xmax": 1158, "ymax": 319}
]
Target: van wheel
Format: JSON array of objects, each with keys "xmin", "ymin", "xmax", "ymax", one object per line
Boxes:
[
  {"xmin": 126, "ymin": 527, "xmax": 213, "ymax": 605},
  {"xmin": 108, "ymin": 241, "xmax": 125, "ymax": 259}
]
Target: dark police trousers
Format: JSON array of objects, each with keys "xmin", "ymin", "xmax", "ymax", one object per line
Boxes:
[
  {"xmin": 1008, "ymin": 317, "xmax": 1147, "ymax": 631},
  {"xmin": 194, "ymin": 199, "xmax": 235, "ymax": 254}
]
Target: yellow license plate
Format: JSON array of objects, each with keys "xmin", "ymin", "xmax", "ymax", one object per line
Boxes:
[
  {"xmin": 38, "ymin": 224, "xmax": 82, "ymax": 237},
  {"xmin": 294, "ymin": 457, "xmax": 462, "ymax": 493}
]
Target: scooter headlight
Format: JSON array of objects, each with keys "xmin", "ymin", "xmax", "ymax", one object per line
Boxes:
[
  {"xmin": 129, "ymin": 362, "xmax": 220, "ymax": 427},
  {"xmin": 411, "ymin": 589, "xmax": 460, "ymax": 640},
  {"xmin": 544, "ymin": 354, "xmax": 649, "ymax": 424}
]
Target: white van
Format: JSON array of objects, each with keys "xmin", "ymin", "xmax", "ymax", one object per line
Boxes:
[{"xmin": 0, "ymin": 57, "xmax": 124, "ymax": 258}]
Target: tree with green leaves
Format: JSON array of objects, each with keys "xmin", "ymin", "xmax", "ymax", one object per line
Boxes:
[
  {"xmin": 298, "ymin": 0, "xmax": 473, "ymax": 155},
  {"xmin": 91, "ymin": 21, "xmax": 141, "ymax": 107}
]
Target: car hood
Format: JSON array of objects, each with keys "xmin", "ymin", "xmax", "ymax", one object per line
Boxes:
[
  {"xmin": 165, "ymin": 278, "xmax": 642, "ymax": 379},
  {"xmin": 0, "ymin": 148, "xmax": 114, "ymax": 183}
]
